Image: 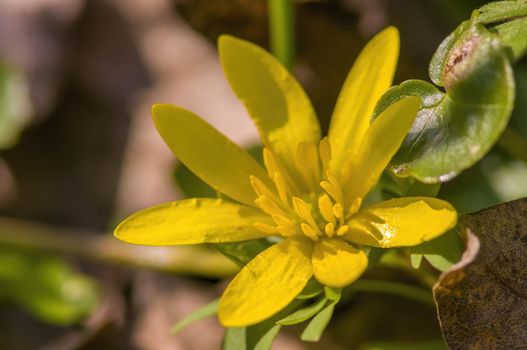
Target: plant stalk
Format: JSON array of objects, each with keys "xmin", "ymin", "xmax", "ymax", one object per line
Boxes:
[
  {"xmin": 0, "ymin": 217, "xmax": 239, "ymax": 278},
  {"xmin": 268, "ymin": 0, "xmax": 295, "ymax": 70}
]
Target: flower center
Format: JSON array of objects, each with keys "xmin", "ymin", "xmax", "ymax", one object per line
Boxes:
[{"xmin": 251, "ymin": 139, "xmax": 362, "ymax": 242}]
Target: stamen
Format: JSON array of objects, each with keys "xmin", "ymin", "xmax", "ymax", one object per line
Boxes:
[
  {"xmin": 348, "ymin": 197, "xmax": 363, "ymax": 217},
  {"xmin": 250, "ymin": 175, "xmax": 281, "ymax": 204},
  {"xmin": 263, "ymin": 148, "xmax": 280, "ymax": 178},
  {"xmin": 336, "ymin": 225, "xmax": 349, "ymax": 236},
  {"xmin": 326, "ymin": 171, "xmax": 344, "ymax": 204},
  {"xmin": 292, "ymin": 197, "xmax": 321, "ymax": 234},
  {"xmin": 255, "ymin": 196, "xmax": 286, "ymax": 217},
  {"xmin": 263, "ymin": 148, "xmax": 300, "ymax": 195},
  {"xmin": 318, "ymin": 194, "xmax": 336, "ymax": 224},
  {"xmin": 319, "ymin": 137, "xmax": 331, "ymax": 173},
  {"xmin": 325, "ymin": 223, "xmax": 335, "ymax": 238},
  {"xmin": 301, "ymin": 223, "xmax": 320, "ymax": 241},
  {"xmin": 277, "ymin": 225, "xmax": 297, "ymax": 236},
  {"xmin": 320, "ymin": 181, "xmax": 338, "ymax": 202},
  {"xmin": 333, "ymin": 203, "xmax": 345, "ymax": 226},
  {"xmin": 272, "ymin": 215, "xmax": 296, "ymax": 228},
  {"xmin": 255, "ymin": 223, "xmax": 278, "ymax": 234},
  {"xmin": 273, "ymin": 172, "xmax": 289, "ymax": 205},
  {"xmin": 296, "ymin": 142, "xmax": 320, "ymax": 192}
]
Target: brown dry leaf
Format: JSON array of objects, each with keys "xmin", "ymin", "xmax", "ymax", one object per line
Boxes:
[{"xmin": 433, "ymin": 198, "xmax": 527, "ymax": 349}]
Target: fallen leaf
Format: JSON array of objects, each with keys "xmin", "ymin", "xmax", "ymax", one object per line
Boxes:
[{"xmin": 433, "ymin": 198, "xmax": 527, "ymax": 349}]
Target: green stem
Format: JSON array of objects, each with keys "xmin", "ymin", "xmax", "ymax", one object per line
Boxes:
[
  {"xmin": 348, "ymin": 280, "xmax": 435, "ymax": 306},
  {"xmin": 268, "ymin": 0, "xmax": 295, "ymax": 70},
  {"xmin": 0, "ymin": 217, "xmax": 238, "ymax": 278},
  {"xmin": 498, "ymin": 127, "xmax": 527, "ymax": 162}
]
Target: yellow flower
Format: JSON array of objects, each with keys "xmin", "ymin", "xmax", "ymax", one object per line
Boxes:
[{"xmin": 115, "ymin": 27, "xmax": 457, "ymax": 327}]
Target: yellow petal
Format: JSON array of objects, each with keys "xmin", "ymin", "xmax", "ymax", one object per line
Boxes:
[
  {"xmin": 115, "ymin": 198, "xmax": 272, "ymax": 245},
  {"xmin": 219, "ymin": 238, "xmax": 313, "ymax": 327},
  {"xmin": 345, "ymin": 197, "xmax": 457, "ymax": 248},
  {"xmin": 152, "ymin": 104, "xmax": 271, "ymax": 207},
  {"xmin": 312, "ymin": 238, "xmax": 368, "ymax": 288},
  {"xmin": 329, "ymin": 27, "xmax": 399, "ymax": 172},
  {"xmin": 219, "ymin": 35, "xmax": 321, "ymax": 189},
  {"xmin": 341, "ymin": 96, "xmax": 421, "ymax": 204}
]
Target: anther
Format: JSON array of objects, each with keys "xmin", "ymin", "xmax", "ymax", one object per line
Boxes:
[
  {"xmin": 301, "ymin": 223, "xmax": 320, "ymax": 241},
  {"xmin": 325, "ymin": 223, "xmax": 335, "ymax": 238}
]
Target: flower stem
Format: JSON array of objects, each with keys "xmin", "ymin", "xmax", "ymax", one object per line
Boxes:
[
  {"xmin": 268, "ymin": 0, "xmax": 295, "ymax": 70},
  {"xmin": 0, "ymin": 217, "xmax": 238, "ymax": 278},
  {"xmin": 348, "ymin": 280, "xmax": 435, "ymax": 306}
]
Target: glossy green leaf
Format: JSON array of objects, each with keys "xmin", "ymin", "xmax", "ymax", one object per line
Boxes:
[
  {"xmin": 374, "ymin": 22, "xmax": 514, "ymax": 183},
  {"xmin": 300, "ymin": 300, "xmax": 336, "ymax": 342},
  {"xmin": 0, "ymin": 63, "xmax": 32, "ymax": 149},
  {"xmin": 170, "ymin": 299, "xmax": 219, "ymax": 334},
  {"xmin": 0, "ymin": 249, "xmax": 99, "ymax": 325},
  {"xmin": 276, "ymin": 297, "xmax": 327, "ymax": 325},
  {"xmin": 409, "ymin": 230, "xmax": 464, "ymax": 271}
]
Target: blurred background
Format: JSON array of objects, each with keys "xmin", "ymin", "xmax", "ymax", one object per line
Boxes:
[{"xmin": 0, "ymin": 0, "xmax": 525, "ymax": 349}]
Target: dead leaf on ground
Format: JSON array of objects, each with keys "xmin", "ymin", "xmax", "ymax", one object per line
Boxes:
[{"xmin": 433, "ymin": 198, "xmax": 527, "ymax": 349}]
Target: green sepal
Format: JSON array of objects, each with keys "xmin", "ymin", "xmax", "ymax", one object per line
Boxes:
[
  {"xmin": 170, "ymin": 299, "xmax": 219, "ymax": 334},
  {"xmin": 276, "ymin": 297, "xmax": 327, "ymax": 325},
  {"xmin": 213, "ymin": 239, "xmax": 272, "ymax": 267},
  {"xmin": 409, "ymin": 230, "xmax": 464, "ymax": 271},
  {"xmin": 296, "ymin": 278, "xmax": 323, "ymax": 300}
]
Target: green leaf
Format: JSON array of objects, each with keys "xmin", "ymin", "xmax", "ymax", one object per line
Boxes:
[
  {"xmin": 494, "ymin": 17, "xmax": 527, "ymax": 60},
  {"xmin": 0, "ymin": 63, "xmax": 32, "ymax": 149},
  {"xmin": 409, "ymin": 230, "xmax": 464, "ymax": 271},
  {"xmin": 276, "ymin": 297, "xmax": 327, "ymax": 325},
  {"xmin": 374, "ymin": 23, "xmax": 514, "ymax": 183},
  {"xmin": 0, "ymin": 249, "xmax": 99, "ymax": 325},
  {"xmin": 214, "ymin": 239, "xmax": 272, "ymax": 267},
  {"xmin": 428, "ymin": 21, "xmax": 472, "ymax": 86},
  {"xmin": 475, "ymin": 1, "xmax": 527, "ymax": 24},
  {"xmin": 300, "ymin": 301, "xmax": 336, "ymax": 342},
  {"xmin": 170, "ymin": 299, "xmax": 219, "ymax": 334}
]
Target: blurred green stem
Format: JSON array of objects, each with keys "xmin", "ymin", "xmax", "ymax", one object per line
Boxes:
[
  {"xmin": 498, "ymin": 127, "xmax": 527, "ymax": 162},
  {"xmin": 268, "ymin": 0, "xmax": 295, "ymax": 70},
  {"xmin": 0, "ymin": 217, "xmax": 238, "ymax": 278},
  {"xmin": 349, "ymin": 280, "xmax": 435, "ymax": 306}
]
